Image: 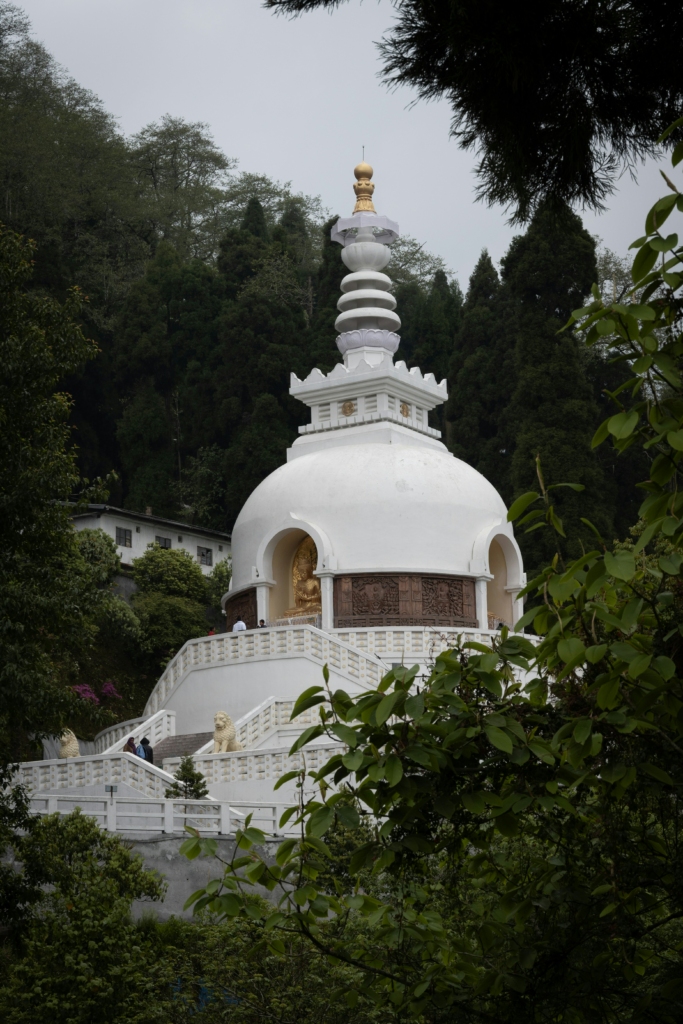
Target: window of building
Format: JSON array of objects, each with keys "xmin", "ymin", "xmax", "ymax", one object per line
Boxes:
[
  {"xmin": 218, "ymin": 545, "xmax": 223, "ymax": 552},
  {"xmin": 177, "ymin": 535, "xmax": 183, "ymax": 542},
  {"xmin": 197, "ymin": 546, "xmax": 213, "ymax": 566},
  {"xmin": 116, "ymin": 527, "xmax": 132, "ymax": 548},
  {"xmin": 155, "ymin": 536, "xmax": 171, "ymax": 549},
  {"xmin": 135, "ymin": 526, "xmax": 140, "ymax": 533}
]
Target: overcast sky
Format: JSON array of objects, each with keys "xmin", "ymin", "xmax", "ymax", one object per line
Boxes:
[{"xmin": 18, "ymin": 0, "xmax": 673, "ymax": 287}]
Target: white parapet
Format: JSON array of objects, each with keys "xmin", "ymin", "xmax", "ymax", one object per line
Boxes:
[{"xmin": 95, "ymin": 708, "xmax": 177, "ymax": 755}]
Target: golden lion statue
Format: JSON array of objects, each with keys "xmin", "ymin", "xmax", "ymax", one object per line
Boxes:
[
  {"xmin": 59, "ymin": 728, "xmax": 80, "ymax": 759},
  {"xmin": 212, "ymin": 711, "xmax": 243, "ymax": 753}
]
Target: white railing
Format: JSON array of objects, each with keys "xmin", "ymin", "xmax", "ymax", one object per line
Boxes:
[
  {"xmin": 18, "ymin": 752, "xmax": 180, "ymax": 801},
  {"xmin": 193, "ymin": 696, "xmax": 321, "ymax": 756},
  {"xmin": 143, "ymin": 626, "xmax": 391, "ymax": 717},
  {"xmin": 95, "ymin": 709, "xmax": 176, "ymax": 755},
  {"xmin": 334, "ymin": 626, "xmax": 500, "ymax": 663},
  {"xmin": 162, "ymin": 742, "xmax": 345, "ymax": 786},
  {"xmin": 28, "ymin": 795, "xmax": 291, "ymax": 835}
]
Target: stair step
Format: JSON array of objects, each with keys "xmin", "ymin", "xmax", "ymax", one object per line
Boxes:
[{"xmin": 154, "ymin": 733, "xmax": 213, "ymax": 762}]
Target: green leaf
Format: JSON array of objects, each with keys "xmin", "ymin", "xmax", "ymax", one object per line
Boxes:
[
  {"xmin": 597, "ymin": 679, "xmax": 620, "ymax": 710},
  {"xmin": 599, "ymin": 902, "xmax": 618, "ymax": 918},
  {"xmin": 336, "ymin": 803, "xmax": 361, "ymax": 828},
  {"xmin": 591, "ymin": 418, "xmax": 610, "ymax": 448},
  {"xmin": 330, "ymin": 723, "xmax": 359, "ymax": 747},
  {"xmin": 667, "ymin": 429, "xmax": 683, "ymax": 451},
  {"xmin": 558, "ymin": 638, "xmax": 585, "ymax": 664},
  {"xmin": 604, "ymin": 549, "xmax": 636, "ymax": 581},
  {"xmin": 607, "ymin": 410, "xmax": 639, "ymax": 440},
  {"xmin": 573, "ymin": 719, "xmax": 592, "ymax": 745},
  {"xmin": 288, "ymin": 724, "xmax": 324, "ymax": 754},
  {"xmin": 385, "ymin": 753, "xmax": 403, "ymax": 787},
  {"xmin": 639, "ymin": 763, "xmax": 674, "ymax": 785},
  {"xmin": 290, "ymin": 686, "xmax": 325, "ymax": 720},
  {"xmin": 376, "ymin": 690, "xmax": 399, "ymax": 725},
  {"xmin": 484, "ymin": 726, "xmax": 513, "ymax": 754},
  {"xmin": 342, "ymin": 749, "xmax": 364, "ymax": 771},
  {"xmin": 659, "ymin": 553, "xmax": 683, "ymax": 576},
  {"xmin": 273, "ymin": 770, "xmax": 300, "ymax": 791},
  {"xmin": 307, "ymin": 806, "xmax": 335, "ymax": 837},
  {"xmin": 514, "ymin": 604, "xmax": 543, "ymax": 630},
  {"xmin": 404, "ymin": 693, "xmax": 424, "ymax": 719},
  {"xmin": 528, "ymin": 739, "xmax": 555, "ymax": 765},
  {"xmin": 507, "ymin": 491, "xmax": 540, "ymax": 522},
  {"xmin": 601, "ymin": 763, "xmax": 627, "ymax": 784},
  {"xmin": 632, "ymin": 244, "xmax": 658, "ymax": 282},
  {"xmin": 462, "ymin": 791, "xmax": 486, "ymax": 814},
  {"xmin": 585, "ymin": 644, "xmax": 607, "ymax": 664},
  {"xmin": 652, "ymin": 655, "xmax": 675, "ymax": 680}
]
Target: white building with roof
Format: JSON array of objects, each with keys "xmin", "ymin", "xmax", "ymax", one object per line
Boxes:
[
  {"xmin": 71, "ymin": 504, "xmax": 231, "ymax": 575},
  {"xmin": 22, "ymin": 164, "xmax": 525, "ymax": 838}
]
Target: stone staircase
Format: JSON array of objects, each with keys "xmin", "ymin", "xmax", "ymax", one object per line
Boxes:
[{"xmin": 153, "ymin": 732, "xmax": 213, "ymax": 761}]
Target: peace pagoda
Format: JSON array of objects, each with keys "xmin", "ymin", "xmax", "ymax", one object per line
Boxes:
[{"xmin": 20, "ymin": 166, "xmax": 526, "ymax": 836}]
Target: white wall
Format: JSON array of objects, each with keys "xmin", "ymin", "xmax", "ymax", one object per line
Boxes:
[
  {"xmin": 74, "ymin": 512, "xmax": 231, "ymax": 576},
  {"xmin": 162, "ymin": 657, "xmax": 365, "ymax": 734}
]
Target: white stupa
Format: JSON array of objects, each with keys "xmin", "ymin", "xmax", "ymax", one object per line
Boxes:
[
  {"xmin": 20, "ymin": 165, "xmax": 526, "ymax": 835},
  {"xmin": 228, "ymin": 162, "xmax": 524, "ymax": 633}
]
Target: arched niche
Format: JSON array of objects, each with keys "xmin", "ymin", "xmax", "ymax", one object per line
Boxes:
[
  {"xmin": 486, "ymin": 533, "xmax": 523, "ymax": 629},
  {"xmin": 268, "ymin": 530, "xmax": 322, "ymax": 622}
]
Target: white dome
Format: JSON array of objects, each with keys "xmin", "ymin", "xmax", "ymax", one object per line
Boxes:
[{"xmin": 231, "ymin": 442, "xmax": 514, "ymax": 589}]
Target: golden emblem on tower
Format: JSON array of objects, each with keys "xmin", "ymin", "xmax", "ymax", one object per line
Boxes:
[{"xmin": 352, "ymin": 161, "xmax": 376, "ymax": 213}]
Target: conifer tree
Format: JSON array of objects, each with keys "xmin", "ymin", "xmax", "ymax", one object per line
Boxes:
[
  {"xmin": 445, "ymin": 251, "xmax": 515, "ymax": 501},
  {"xmin": 164, "ymin": 755, "xmax": 209, "ymax": 800},
  {"xmin": 240, "ymin": 196, "xmax": 270, "ymax": 241},
  {"xmin": 305, "ymin": 217, "xmax": 344, "ymax": 374},
  {"xmin": 504, "ymin": 204, "xmax": 612, "ymax": 571}
]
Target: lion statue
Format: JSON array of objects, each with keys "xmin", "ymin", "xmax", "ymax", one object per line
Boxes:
[
  {"xmin": 212, "ymin": 711, "xmax": 243, "ymax": 753},
  {"xmin": 59, "ymin": 728, "xmax": 80, "ymax": 759}
]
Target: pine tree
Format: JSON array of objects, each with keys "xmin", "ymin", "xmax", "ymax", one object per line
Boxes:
[
  {"xmin": 165, "ymin": 755, "xmax": 209, "ymax": 800},
  {"xmin": 240, "ymin": 196, "xmax": 270, "ymax": 241},
  {"xmin": 305, "ymin": 217, "xmax": 344, "ymax": 374},
  {"xmin": 504, "ymin": 204, "xmax": 613, "ymax": 571},
  {"xmin": 445, "ymin": 251, "xmax": 516, "ymax": 501}
]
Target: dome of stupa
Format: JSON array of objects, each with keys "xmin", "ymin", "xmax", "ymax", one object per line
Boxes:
[{"xmin": 230, "ymin": 442, "xmax": 513, "ymax": 587}]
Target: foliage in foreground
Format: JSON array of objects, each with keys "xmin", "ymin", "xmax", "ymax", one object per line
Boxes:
[
  {"xmin": 180, "ymin": 124, "xmax": 683, "ymax": 1021},
  {"xmin": 0, "ymin": 810, "xmax": 165, "ymax": 1023}
]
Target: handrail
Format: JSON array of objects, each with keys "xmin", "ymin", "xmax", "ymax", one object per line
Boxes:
[
  {"xmin": 193, "ymin": 696, "xmax": 318, "ymax": 756},
  {"xmin": 97, "ymin": 709, "xmax": 176, "ymax": 755},
  {"xmin": 161, "ymin": 740, "xmax": 346, "ymax": 786},
  {"xmin": 18, "ymin": 752, "xmax": 185, "ymax": 801},
  {"xmin": 142, "ymin": 623, "xmax": 507, "ymax": 719},
  {"xmin": 28, "ymin": 795, "xmax": 291, "ymax": 835},
  {"xmin": 143, "ymin": 624, "xmax": 391, "ymax": 717}
]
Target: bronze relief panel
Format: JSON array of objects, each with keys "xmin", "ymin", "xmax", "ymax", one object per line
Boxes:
[
  {"xmin": 224, "ymin": 587, "xmax": 257, "ymax": 630},
  {"xmin": 334, "ymin": 573, "xmax": 476, "ymax": 628}
]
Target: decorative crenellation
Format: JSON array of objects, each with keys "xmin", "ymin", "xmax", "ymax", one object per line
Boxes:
[{"xmin": 286, "ymin": 165, "xmax": 451, "ymax": 451}]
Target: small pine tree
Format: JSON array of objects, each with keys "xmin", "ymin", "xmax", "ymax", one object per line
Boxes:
[
  {"xmin": 165, "ymin": 756, "xmax": 209, "ymax": 800},
  {"xmin": 240, "ymin": 196, "xmax": 269, "ymax": 241}
]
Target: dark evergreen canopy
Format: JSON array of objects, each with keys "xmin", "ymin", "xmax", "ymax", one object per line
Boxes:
[{"xmin": 268, "ymin": 0, "xmax": 683, "ymax": 219}]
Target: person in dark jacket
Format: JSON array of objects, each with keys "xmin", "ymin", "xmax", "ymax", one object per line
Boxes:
[{"xmin": 140, "ymin": 736, "xmax": 154, "ymax": 764}]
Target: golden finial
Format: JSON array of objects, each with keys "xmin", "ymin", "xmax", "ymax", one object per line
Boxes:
[{"xmin": 353, "ymin": 162, "xmax": 375, "ymax": 213}]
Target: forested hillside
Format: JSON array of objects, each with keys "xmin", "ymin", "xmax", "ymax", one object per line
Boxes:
[{"xmin": 1, "ymin": 2, "xmax": 642, "ymax": 571}]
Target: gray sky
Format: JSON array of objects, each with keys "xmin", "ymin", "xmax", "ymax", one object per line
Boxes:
[{"xmin": 19, "ymin": 0, "xmax": 673, "ymax": 287}]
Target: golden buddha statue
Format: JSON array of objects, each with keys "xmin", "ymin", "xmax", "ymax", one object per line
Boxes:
[{"xmin": 284, "ymin": 536, "xmax": 322, "ymax": 618}]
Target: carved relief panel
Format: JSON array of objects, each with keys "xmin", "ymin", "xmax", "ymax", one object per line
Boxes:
[
  {"xmin": 334, "ymin": 574, "xmax": 476, "ymax": 628},
  {"xmin": 224, "ymin": 588, "xmax": 257, "ymax": 630}
]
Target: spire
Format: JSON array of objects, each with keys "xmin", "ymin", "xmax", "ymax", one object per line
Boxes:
[
  {"xmin": 352, "ymin": 162, "xmax": 376, "ymax": 213},
  {"xmin": 329, "ymin": 164, "xmax": 401, "ymax": 364}
]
